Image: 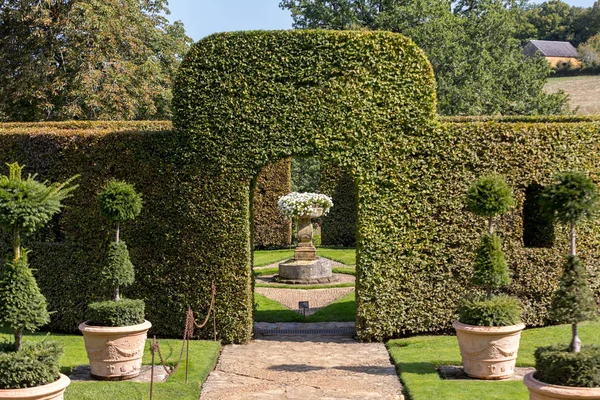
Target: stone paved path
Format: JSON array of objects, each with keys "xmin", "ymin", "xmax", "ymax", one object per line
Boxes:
[
  {"xmin": 255, "ymin": 287, "xmax": 354, "ymax": 315},
  {"xmin": 200, "ymin": 334, "xmax": 404, "ymax": 400}
]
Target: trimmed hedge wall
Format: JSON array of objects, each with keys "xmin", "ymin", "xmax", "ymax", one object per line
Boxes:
[
  {"xmin": 320, "ymin": 163, "xmax": 356, "ymax": 247},
  {"xmin": 173, "ymin": 29, "xmax": 438, "ymax": 342},
  {"xmin": 253, "ymin": 159, "xmax": 292, "ymax": 249}
]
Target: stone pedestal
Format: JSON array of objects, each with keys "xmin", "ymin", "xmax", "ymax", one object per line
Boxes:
[
  {"xmin": 295, "ymin": 213, "xmax": 318, "ymax": 261},
  {"xmin": 278, "ymin": 257, "xmax": 338, "ymax": 284}
]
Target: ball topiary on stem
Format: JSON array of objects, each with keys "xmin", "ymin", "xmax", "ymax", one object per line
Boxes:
[
  {"xmin": 540, "ymin": 171, "xmax": 599, "ymax": 353},
  {"xmin": 0, "ymin": 163, "xmax": 77, "ymax": 351},
  {"xmin": 460, "ymin": 175, "xmax": 521, "ymax": 326},
  {"xmin": 88, "ymin": 179, "xmax": 144, "ymax": 327}
]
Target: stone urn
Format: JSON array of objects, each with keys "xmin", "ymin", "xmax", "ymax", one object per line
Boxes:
[
  {"xmin": 524, "ymin": 372, "xmax": 600, "ymax": 400},
  {"xmin": 294, "ymin": 206, "xmax": 323, "ymax": 261},
  {"xmin": 453, "ymin": 320, "xmax": 525, "ymax": 379},
  {"xmin": 79, "ymin": 320, "xmax": 151, "ymax": 380},
  {"xmin": 0, "ymin": 374, "xmax": 70, "ymax": 400}
]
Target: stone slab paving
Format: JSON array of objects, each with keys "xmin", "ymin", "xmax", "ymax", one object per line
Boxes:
[
  {"xmin": 69, "ymin": 365, "xmax": 170, "ymax": 382},
  {"xmin": 200, "ymin": 334, "xmax": 404, "ymax": 400},
  {"xmin": 255, "ymin": 287, "xmax": 354, "ymax": 315},
  {"xmin": 438, "ymin": 365, "xmax": 535, "ymax": 381},
  {"xmin": 254, "ymin": 322, "xmax": 356, "ymax": 336}
]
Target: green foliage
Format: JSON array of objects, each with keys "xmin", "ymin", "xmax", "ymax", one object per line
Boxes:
[
  {"xmin": 0, "ymin": 0, "xmax": 192, "ymax": 121},
  {"xmin": 292, "ymin": 157, "xmax": 321, "ymax": 193},
  {"xmin": 579, "ymin": 33, "xmax": 600, "ymax": 68},
  {"xmin": 87, "ymin": 299, "xmax": 145, "ymax": 327},
  {"xmin": 458, "ymin": 295, "xmax": 522, "ymax": 326},
  {"xmin": 534, "ymin": 345, "xmax": 600, "ymax": 387},
  {"xmin": 549, "ymin": 256, "xmax": 597, "ymax": 325},
  {"xmin": 98, "ymin": 179, "xmax": 143, "ymax": 223},
  {"xmin": 541, "ymin": 172, "xmax": 600, "ymax": 227},
  {"xmin": 0, "ymin": 163, "xmax": 77, "ymax": 234},
  {"xmin": 0, "ymin": 254, "xmax": 50, "ymax": 335},
  {"xmin": 102, "ymin": 241, "xmax": 135, "ymax": 289},
  {"xmin": 472, "ymin": 234, "xmax": 511, "ymax": 291},
  {"xmin": 280, "ymin": 0, "xmax": 570, "ymax": 116},
  {"xmin": 0, "ymin": 341, "xmax": 62, "ymax": 389},
  {"xmin": 320, "ymin": 165, "xmax": 356, "ymax": 247},
  {"xmin": 253, "ymin": 159, "xmax": 292, "ymax": 249},
  {"xmin": 465, "ymin": 175, "xmax": 515, "ymax": 218}
]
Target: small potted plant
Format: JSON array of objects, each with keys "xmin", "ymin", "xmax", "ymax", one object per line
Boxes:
[
  {"xmin": 79, "ymin": 179, "xmax": 151, "ymax": 380},
  {"xmin": 524, "ymin": 171, "xmax": 600, "ymax": 399},
  {"xmin": 0, "ymin": 163, "xmax": 76, "ymax": 399},
  {"xmin": 453, "ymin": 174, "xmax": 525, "ymax": 379}
]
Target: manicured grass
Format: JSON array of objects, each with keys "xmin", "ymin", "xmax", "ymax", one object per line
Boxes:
[
  {"xmin": 254, "ymin": 292, "xmax": 355, "ymax": 322},
  {"xmin": 253, "ymin": 265, "xmax": 355, "ymax": 278},
  {"xmin": 253, "ymin": 249, "xmax": 294, "ymax": 267},
  {"xmin": 0, "ymin": 329, "xmax": 220, "ymax": 400},
  {"xmin": 316, "ymin": 248, "xmax": 356, "ymax": 265},
  {"xmin": 387, "ymin": 321, "xmax": 600, "ymax": 400},
  {"xmin": 252, "ymin": 248, "xmax": 355, "ymax": 267}
]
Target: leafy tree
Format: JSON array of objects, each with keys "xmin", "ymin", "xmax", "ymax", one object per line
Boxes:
[
  {"xmin": 97, "ymin": 179, "xmax": 142, "ymax": 301},
  {"xmin": 541, "ymin": 172, "xmax": 599, "ymax": 352},
  {"xmin": 578, "ymin": 33, "xmax": 600, "ymax": 67},
  {"xmin": 279, "ymin": 0, "xmax": 570, "ymax": 116},
  {"xmin": 0, "ymin": 0, "xmax": 192, "ymax": 121},
  {"xmin": 292, "ymin": 157, "xmax": 321, "ymax": 193},
  {"xmin": 0, "ymin": 163, "xmax": 77, "ymax": 350}
]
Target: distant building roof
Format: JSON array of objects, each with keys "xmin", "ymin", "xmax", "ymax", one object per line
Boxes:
[{"xmin": 523, "ymin": 40, "xmax": 579, "ymax": 58}]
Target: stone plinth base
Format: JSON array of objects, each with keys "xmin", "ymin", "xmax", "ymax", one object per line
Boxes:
[
  {"xmin": 294, "ymin": 245, "xmax": 317, "ymax": 261},
  {"xmin": 278, "ymin": 257, "xmax": 336, "ymax": 284}
]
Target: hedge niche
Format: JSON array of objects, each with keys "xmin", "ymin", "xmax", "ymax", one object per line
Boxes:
[{"xmin": 173, "ymin": 29, "xmax": 437, "ymax": 341}]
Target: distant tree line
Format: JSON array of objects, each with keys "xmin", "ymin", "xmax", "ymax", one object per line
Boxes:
[{"xmin": 280, "ymin": 0, "xmax": 600, "ymax": 116}]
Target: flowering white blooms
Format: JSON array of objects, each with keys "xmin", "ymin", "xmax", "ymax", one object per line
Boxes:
[{"xmin": 277, "ymin": 192, "xmax": 333, "ymax": 218}]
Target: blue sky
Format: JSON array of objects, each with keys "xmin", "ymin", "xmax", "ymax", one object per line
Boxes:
[{"xmin": 166, "ymin": 0, "xmax": 597, "ymax": 42}]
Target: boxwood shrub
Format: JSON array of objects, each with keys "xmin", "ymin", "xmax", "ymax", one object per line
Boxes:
[
  {"xmin": 458, "ymin": 295, "xmax": 522, "ymax": 326},
  {"xmin": 534, "ymin": 345, "xmax": 600, "ymax": 387},
  {"xmin": 0, "ymin": 341, "xmax": 62, "ymax": 389},
  {"xmin": 87, "ymin": 299, "xmax": 145, "ymax": 327}
]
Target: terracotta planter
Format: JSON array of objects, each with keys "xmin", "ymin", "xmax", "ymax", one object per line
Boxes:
[
  {"xmin": 0, "ymin": 374, "xmax": 70, "ymax": 400},
  {"xmin": 79, "ymin": 320, "xmax": 151, "ymax": 380},
  {"xmin": 524, "ymin": 372, "xmax": 600, "ymax": 400},
  {"xmin": 453, "ymin": 320, "xmax": 525, "ymax": 379}
]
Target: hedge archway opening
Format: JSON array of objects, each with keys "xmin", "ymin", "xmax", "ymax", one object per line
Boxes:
[{"xmin": 173, "ymin": 30, "xmax": 437, "ymax": 342}]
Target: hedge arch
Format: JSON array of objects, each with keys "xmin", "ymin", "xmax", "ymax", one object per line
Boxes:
[{"xmin": 173, "ymin": 30, "xmax": 437, "ymax": 341}]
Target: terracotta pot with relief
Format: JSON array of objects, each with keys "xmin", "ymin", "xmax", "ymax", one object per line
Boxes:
[
  {"xmin": 524, "ymin": 372, "xmax": 600, "ymax": 400},
  {"xmin": 0, "ymin": 374, "xmax": 70, "ymax": 400},
  {"xmin": 79, "ymin": 320, "xmax": 152, "ymax": 380},
  {"xmin": 453, "ymin": 320, "xmax": 525, "ymax": 379}
]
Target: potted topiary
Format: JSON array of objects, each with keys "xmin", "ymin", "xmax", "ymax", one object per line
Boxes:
[
  {"xmin": 524, "ymin": 171, "xmax": 600, "ymax": 399},
  {"xmin": 0, "ymin": 163, "xmax": 77, "ymax": 399},
  {"xmin": 79, "ymin": 179, "xmax": 151, "ymax": 380},
  {"xmin": 453, "ymin": 174, "xmax": 525, "ymax": 380}
]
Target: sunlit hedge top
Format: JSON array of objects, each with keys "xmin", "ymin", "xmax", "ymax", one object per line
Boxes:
[{"xmin": 173, "ymin": 29, "xmax": 437, "ymax": 173}]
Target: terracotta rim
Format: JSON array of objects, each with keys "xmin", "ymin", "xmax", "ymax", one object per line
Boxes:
[
  {"xmin": 0, "ymin": 373, "xmax": 70, "ymax": 397},
  {"xmin": 452, "ymin": 320, "xmax": 525, "ymax": 335},
  {"xmin": 79, "ymin": 320, "xmax": 152, "ymax": 335},
  {"xmin": 524, "ymin": 372, "xmax": 600, "ymax": 398}
]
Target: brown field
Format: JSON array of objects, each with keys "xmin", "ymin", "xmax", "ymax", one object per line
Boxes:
[{"xmin": 545, "ymin": 75, "xmax": 600, "ymax": 115}]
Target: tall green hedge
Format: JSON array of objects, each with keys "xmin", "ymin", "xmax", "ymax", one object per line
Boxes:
[
  {"xmin": 253, "ymin": 159, "xmax": 292, "ymax": 249},
  {"xmin": 320, "ymin": 163, "xmax": 356, "ymax": 247},
  {"xmin": 1, "ymin": 31, "xmax": 599, "ymax": 343}
]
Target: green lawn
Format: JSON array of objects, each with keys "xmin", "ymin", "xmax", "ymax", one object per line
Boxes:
[
  {"xmin": 0, "ymin": 329, "xmax": 221, "ymax": 400},
  {"xmin": 387, "ymin": 321, "xmax": 600, "ymax": 400},
  {"xmin": 254, "ymin": 292, "xmax": 355, "ymax": 322},
  {"xmin": 253, "ymin": 266, "xmax": 355, "ymax": 278},
  {"xmin": 253, "ymin": 248, "xmax": 355, "ymax": 267}
]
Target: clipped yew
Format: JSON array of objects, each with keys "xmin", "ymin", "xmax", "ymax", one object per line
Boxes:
[
  {"xmin": 80, "ymin": 179, "xmax": 149, "ymax": 381},
  {"xmin": 524, "ymin": 172, "xmax": 600, "ymax": 397},
  {"xmin": 0, "ymin": 162, "xmax": 76, "ymax": 392},
  {"xmin": 540, "ymin": 172, "xmax": 598, "ymax": 353},
  {"xmin": 454, "ymin": 174, "xmax": 523, "ymax": 380}
]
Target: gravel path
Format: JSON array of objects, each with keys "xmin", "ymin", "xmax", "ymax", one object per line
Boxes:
[
  {"xmin": 255, "ymin": 287, "xmax": 354, "ymax": 315},
  {"xmin": 200, "ymin": 335, "xmax": 404, "ymax": 400}
]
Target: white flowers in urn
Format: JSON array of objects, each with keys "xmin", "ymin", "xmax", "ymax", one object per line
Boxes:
[{"xmin": 277, "ymin": 192, "xmax": 333, "ymax": 219}]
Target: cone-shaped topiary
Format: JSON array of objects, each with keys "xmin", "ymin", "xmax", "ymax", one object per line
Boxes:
[
  {"xmin": 0, "ymin": 163, "xmax": 77, "ymax": 351},
  {"xmin": 541, "ymin": 171, "xmax": 599, "ymax": 353},
  {"xmin": 0, "ymin": 252, "xmax": 50, "ymax": 345},
  {"xmin": 89, "ymin": 179, "xmax": 144, "ymax": 325},
  {"xmin": 472, "ymin": 233, "xmax": 511, "ymax": 293}
]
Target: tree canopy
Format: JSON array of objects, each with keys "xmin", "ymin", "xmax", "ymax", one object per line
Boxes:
[
  {"xmin": 0, "ymin": 0, "xmax": 192, "ymax": 121},
  {"xmin": 280, "ymin": 0, "xmax": 574, "ymax": 116}
]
